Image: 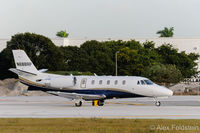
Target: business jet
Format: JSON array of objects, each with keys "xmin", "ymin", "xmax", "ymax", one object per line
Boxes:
[{"xmin": 9, "ymin": 50, "xmax": 173, "ymax": 107}]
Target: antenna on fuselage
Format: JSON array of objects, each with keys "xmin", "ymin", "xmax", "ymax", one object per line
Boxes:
[{"xmin": 94, "ymin": 73, "xmax": 97, "ymax": 76}]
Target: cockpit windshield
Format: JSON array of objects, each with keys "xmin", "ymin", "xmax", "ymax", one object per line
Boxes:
[
  {"xmin": 144, "ymin": 80, "xmax": 154, "ymax": 85},
  {"xmin": 137, "ymin": 80, "xmax": 154, "ymax": 85}
]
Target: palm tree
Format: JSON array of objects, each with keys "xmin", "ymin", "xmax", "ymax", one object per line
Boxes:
[
  {"xmin": 156, "ymin": 27, "xmax": 174, "ymax": 37},
  {"xmin": 56, "ymin": 30, "xmax": 69, "ymax": 38}
]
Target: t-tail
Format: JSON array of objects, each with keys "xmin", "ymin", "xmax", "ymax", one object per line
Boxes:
[{"xmin": 9, "ymin": 50, "xmax": 39, "ymax": 76}]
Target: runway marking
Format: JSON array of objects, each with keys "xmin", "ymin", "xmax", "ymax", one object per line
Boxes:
[
  {"xmin": 106, "ymin": 102, "xmax": 147, "ymax": 106},
  {"xmin": 0, "ymin": 99, "xmax": 17, "ymax": 102},
  {"xmin": 102, "ymin": 115, "xmax": 198, "ymax": 119}
]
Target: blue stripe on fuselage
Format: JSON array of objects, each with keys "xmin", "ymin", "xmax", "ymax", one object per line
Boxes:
[{"xmin": 23, "ymin": 82, "xmax": 146, "ymax": 99}]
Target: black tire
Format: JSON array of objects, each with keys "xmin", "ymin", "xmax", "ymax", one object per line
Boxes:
[
  {"xmin": 98, "ymin": 100, "xmax": 104, "ymax": 106},
  {"xmin": 75, "ymin": 101, "xmax": 82, "ymax": 107},
  {"xmin": 155, "ymin": 101, "xmax": 161, "ymax": 107}
]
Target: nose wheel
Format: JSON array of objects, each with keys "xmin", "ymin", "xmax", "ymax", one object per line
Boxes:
[
  {"xmin": 154, "ymin": 98, "xmax": 161, "ymax": 106},
  {"xmin": 155, "ymin": 101, "xmax": 161, "ymax": 106}
]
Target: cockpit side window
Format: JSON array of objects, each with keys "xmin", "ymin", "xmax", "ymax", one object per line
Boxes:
[
  {"xmin": 144, "ymin": 80, "xmax": 153, "ymax": 85},
  {"xmin": 137, "ymin": 81, "xmax": 140, "ymax": 85},
  {"xmin": 141, "ymin": 80, "xmax": 145, "ymax": 85}
]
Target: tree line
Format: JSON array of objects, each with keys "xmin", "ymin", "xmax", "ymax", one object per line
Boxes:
[{"xmin": 0, "ymin": 33, "xmax": 199, "ymax": 83}]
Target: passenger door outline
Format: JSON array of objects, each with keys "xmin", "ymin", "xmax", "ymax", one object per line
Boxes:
[{"xmin": 80, "ymin": 78, "xmax": 87, "ymax": 88}]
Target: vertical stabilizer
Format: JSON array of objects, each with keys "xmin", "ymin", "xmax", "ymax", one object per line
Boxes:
[{"xmin": 12, "ymin": 50, "xmax": 39, "ymax": 74}]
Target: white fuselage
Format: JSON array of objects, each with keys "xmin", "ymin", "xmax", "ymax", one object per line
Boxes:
[{"xmin": 19, "ymin": 72, "xmax": 173, "ymax": 99}]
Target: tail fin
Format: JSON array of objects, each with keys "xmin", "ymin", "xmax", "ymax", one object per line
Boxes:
[{"xmin": 12, "ymin": 50, "xmax": 39, "ymax": 74}]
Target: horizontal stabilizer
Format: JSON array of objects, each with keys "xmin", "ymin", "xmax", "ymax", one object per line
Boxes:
[{"xmin": 9, "ymin": 68, "xmax": 37, "ymax": 76}]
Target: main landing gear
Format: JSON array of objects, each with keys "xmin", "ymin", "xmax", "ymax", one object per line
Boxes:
[
  {"xmin": 92, "ymin": 100, "xmax": 104, "ymax": 106},
  {"xmin": 75, "ymin": 100, "xmax": 83, "ymax": 107},
  {"xmin": 74, "ymin": 100, "xmax": 105, "ymax": 107}
]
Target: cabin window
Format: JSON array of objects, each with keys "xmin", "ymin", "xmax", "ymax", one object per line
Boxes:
[
  {"xmin": 122, "ymin": 80, "xmax": 126, "ymax": 85},
  {"xmin": 99, "ymin": 80, "xmax": 103, "ymax": 85},
  {"xmin": 91, "ymin": 80, "xmax": 95, "ymax": 85},
  {"xmin": 114, "ymin": 80, "xmax": 118, "ymax": 85},
  {"xmin": 137, "ymin": 81, "xmax": 140, "ymax": 85},
  {"xmin": 141, "ymin": 80, "xmax": 145, "ymax": 85},
  {"xmin": 107, "ymin": 80, "xmax": 110, "ymax": 85}
]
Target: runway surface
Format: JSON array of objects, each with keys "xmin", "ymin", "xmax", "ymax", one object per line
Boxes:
[{"xmin": 0, "ymin": 96, "xmax": 200, "ymax": 119}]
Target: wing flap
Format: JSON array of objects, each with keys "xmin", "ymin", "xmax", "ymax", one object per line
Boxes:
[{"xmin": 47, "ymin": 91, "xmax": 106, "ymax": 100}]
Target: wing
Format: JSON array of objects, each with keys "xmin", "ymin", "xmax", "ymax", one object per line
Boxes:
[
  {"xmin": 47, "ymin": 91, "xmax": 106, "ymax": 100},
  {"xmin": 39, "ymin": 69, "xmax": 48, "ymax": 73}
]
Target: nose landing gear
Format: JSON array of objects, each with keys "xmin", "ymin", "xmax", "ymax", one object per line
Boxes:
[
  {"xmin": 154, "ymin": 98, "xmax": 161, "ymax": 107},
  {"xmin": 155, "ymin": 101, "xmax": 161, "ymax": 106}
]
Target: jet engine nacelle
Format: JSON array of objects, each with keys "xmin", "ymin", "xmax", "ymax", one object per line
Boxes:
[{"xmin": 49, "ymin": 77, "xmax": 74, "ymax": 89}]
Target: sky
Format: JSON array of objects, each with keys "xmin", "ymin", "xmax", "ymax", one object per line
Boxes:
[{"xmin": 0, "ymin": 0, "xmax": 200, "ymax": 38}]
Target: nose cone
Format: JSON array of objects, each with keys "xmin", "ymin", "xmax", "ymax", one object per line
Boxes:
[
  {"xmin": 154, "ymin": 86, "xmax": 173, "ymax": 97},
  {"xmin": 167, "ymin": 89, "xmax": 173, "ymax": 97},
  {"xmin": 162, "ymin": 87, "xmax": 173, "ymax": 97}
]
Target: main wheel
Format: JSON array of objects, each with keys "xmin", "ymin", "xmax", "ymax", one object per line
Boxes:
[
  {"xmin": 155, "ymin": 101, "xmax": 161, "ymax": 106},
  {"xmin": 98, "ymin": 100, "xmax": 104, "ymax": 106},
  {"xmin": 75, "ymin": 101, "xmax": 82, "ymax": 107}
]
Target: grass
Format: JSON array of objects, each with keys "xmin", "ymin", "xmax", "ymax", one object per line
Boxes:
[{"xmin": 0, "ymin": 118, "xmax": 199, "ymax": 133}]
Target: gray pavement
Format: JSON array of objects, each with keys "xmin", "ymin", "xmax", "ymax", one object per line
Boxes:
[{"xmin": 0, "ymin": 96, "xmax": 200, "ymax": 119}]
